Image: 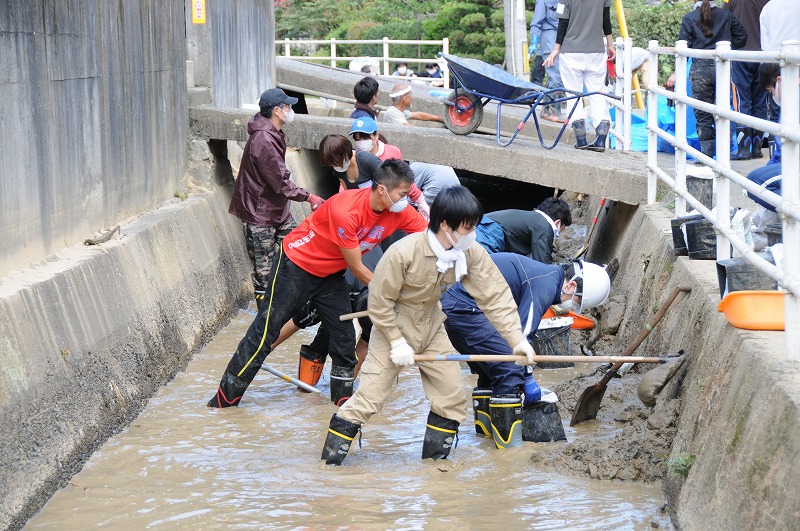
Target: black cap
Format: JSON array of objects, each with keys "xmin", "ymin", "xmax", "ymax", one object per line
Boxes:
[{"xmin": 258, "ymin": 88, "xmax": 298, "ymax": 109}]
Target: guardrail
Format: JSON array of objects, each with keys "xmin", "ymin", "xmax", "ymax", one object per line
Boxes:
[
  {"xmin": 645, "ymin": 39, "xmax": 800, "ymax": 361},
  {"xmin": 277, "ymin": 37, "xmax": 450, "ymax": 89},
  {"xmin": 610, "ymin": 37, "xmax": 635, "ymax": 151}
]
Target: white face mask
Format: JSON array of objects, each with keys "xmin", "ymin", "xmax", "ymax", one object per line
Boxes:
[
  {"xmin": 773, "ymin": 78, "xmax": 782, "ymax": 107},
  {"xmin": 383, "ymin": 186, "xmax": 409, "ymax": 212},
  {"xmin": 278, "ymin": 106, "xmax": 295, "ymax": 124},
  {"xmin": 397, "ymin": 67, "xmax": 407, "ymax": 75},
  {"xmin": 333, "ymin": 157, "xmax": 351, "ymax": 173},
  {"xmin": 354, "ymin": 139, "xmax": 374, "ymax": 152},
  {"xmin": 445, "ymin": 229, "xmax": 476, "ymax": 251},
  {"xmin": 427, "ymin": 69, "xmax": 437, "ymax": 75}
]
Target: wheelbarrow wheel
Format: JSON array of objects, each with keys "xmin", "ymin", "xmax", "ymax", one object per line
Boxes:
[{"xmin": 444, "ymin": 92, "xmax": 483, "ymax": 135}]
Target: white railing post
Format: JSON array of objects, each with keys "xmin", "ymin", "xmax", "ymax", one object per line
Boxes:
[
  {"xmin": 615, "ymin": 38, "xmax": 624, "ymax": 151},
  {"xmin": 284, "ymin": 38, "xmax": 291, "ymax": 58},
  {"xmin": 780, "ymin": 40, "xmax": 800, "ymax": 362},
  {"xmin": 647, "ymin": 40, "xmax": 660, "ymax": 204},
  {"xmin": 715, "ymin": 41, "xmax": 732, "ymax": 261},
  {"xmin": 674, "ymin": 40, "xmax": 689, "ymax": 217},
  {"xmin": 623, "ymin": 37, "xmax": 633, "ymax": 152},
  {"xmin": 330, "ymin": 38, "xmax": 337, "ymax": 68},
  {"xmin": 383, "ymin": 37, "xmax": 390, "ymax": 76},
  {"xmin": 443, "ymin": 38, "xmax": 450, "ymax": 89}
]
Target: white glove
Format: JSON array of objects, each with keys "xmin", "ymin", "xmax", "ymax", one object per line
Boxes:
[
  {"xmin": 512, "ymin": 340, "xmax": 536, "ymax": 366},
  {"xmin": 417, "ymin": 197, "xmax": 430, "ymax": 221},
  {"xmin": 389, "ymin": 338, "xmax": 416, "ymax": 367}
]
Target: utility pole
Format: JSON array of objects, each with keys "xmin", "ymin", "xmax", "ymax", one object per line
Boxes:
[{"xmin": 504, "ymin": 0, "xmax": 529, "ymax": 80}]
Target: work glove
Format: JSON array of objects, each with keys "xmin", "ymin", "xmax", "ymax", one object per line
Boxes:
[
  {"xmin": 389, "ymin": 337, "xmax": 416, "ymax": 367},
  {"xmin": 512, "ymin": 340, "xmax": 536, "ymax": 366},
  {"xmin": 417, "ymin": 197, "xmax": 430, "ymax": 221},
  {"xmin": 307, "ymin": 194, "xmax": 325, "ymax": 211},
  {"xmin": 528, "ymin": 36, "xmax": 540, "ymax": 58}
]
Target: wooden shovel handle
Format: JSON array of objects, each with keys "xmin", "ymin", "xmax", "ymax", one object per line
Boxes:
[
  {"xmin": 414, "ymin": 354, "xmax": 670, "ymax": 364},
  {"xmin": 339, "ymin": 310, "xmax": 370, "ymax": 321}
]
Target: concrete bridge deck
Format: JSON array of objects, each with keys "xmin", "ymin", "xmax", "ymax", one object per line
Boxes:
[{"xmin": 190, "ymin": 108, "xmax": 649, "ymax": 206}]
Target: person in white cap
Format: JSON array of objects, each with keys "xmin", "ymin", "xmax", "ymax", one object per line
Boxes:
[{"xmin": 383, "ymin": 83, "xmax": 444, "ymax": 126}]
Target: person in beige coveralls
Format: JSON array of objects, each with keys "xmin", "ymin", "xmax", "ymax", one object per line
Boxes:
[{"xmin": 321, "ymin": 186, "xmax": 536, "ymax": 465}]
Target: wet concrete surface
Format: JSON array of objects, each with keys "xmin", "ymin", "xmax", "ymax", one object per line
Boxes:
[{"xmin": 27, "ymin": 308, "xmax": 670, "ymax": 530}]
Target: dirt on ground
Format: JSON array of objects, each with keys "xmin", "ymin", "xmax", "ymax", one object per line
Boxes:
[{"xmin": 530, "ymin": 193, "xmax": 680, "ymax": 484}]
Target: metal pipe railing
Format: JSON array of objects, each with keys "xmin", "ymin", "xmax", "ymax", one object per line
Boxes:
[
  {"xmin": 646, "ymin": 39, "xmax": 800, "ymax": 362},
  {"xmin": 279, "ymin": 37, "xmax": 451, "ymax": 89}
]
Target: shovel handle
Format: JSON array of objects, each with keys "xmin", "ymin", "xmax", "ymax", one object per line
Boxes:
[
  {"xmin": 414, "ymin": 354, "xmax": 671, "ymax": 364},
  {"xmin": 340, "ymin": 310, "xmax": 369, "ymax": 321},
  {"xmin": 600, "ymin": 286, "xmax": 691, "ymax": 384}
]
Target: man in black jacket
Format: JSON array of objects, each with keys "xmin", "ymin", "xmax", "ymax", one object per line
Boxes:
[
  {"xmin": 483, "ymin": 197, "xmax": 572, "ymax": 263},
  {"xmin": 229, "ymin": 88, "xmax": 324, "ymax": 308}
]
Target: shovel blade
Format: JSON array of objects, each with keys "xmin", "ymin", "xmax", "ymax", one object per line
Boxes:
[{"xmin": 570, "ymin": 384, "xmax": 607, "ymax": 426}]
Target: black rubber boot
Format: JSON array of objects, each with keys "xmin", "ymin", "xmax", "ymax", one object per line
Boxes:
[
  {"xmin": 472, "ymin": 388, "xmax": 492, "ymax": 437},
  {"xmin": 522, "ymin": 401, "xmax": 567, "ymax": 442},
  {"xmin": 587, "ymin": 120, "xmax": 610, "ymax": 152},
  {"xmin": 694, "ymin": 139, "xmax": 715, "ymax": 164},
  {"xmin": 421, "ymin": 411, "xmax": 459, "ymax": 460},
  {"xmin": 321, "ymin": 414, "xmax": 361, "ymax": 465},
  {"xmin": 254, "ymin": 285, "xmax": 266, "ymax": 312},
  {"xmin": 732, "ymin": 127, "xmax": 752, "ymax": 160},
  {"xmin": 489, "ymin": 394, "xmax": 523, "ymax": 449},
  {"xmin": 572, "ymin": 119, "xmax": 590, "ymax": 150},
  {"xmin": 751, "ymin": 130, "xmax": 765, "ymax": 159},
  {"xmin": 329, "ymin": 365, "xmax": 355, "ymax": 406}
]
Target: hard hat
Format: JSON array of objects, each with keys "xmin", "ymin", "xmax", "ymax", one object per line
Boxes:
[{"xmin": 572, "ymin": 260, "xmax": 611, "ymax": 312}]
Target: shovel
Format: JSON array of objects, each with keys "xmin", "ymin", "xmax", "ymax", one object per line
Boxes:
[{"xmin": 570, "ymin": 285, "xmax": 691, "ymax": 426}]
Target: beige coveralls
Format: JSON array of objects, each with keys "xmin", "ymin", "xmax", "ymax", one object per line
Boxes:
[{"xmin": 338, "ymin": 231, "xmax": 526, "ymax": 425}]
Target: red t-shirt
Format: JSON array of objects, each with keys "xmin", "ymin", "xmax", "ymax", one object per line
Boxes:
[{"xmin": 283, "ymin": 188, "xmax": 428, "ymax": 276}]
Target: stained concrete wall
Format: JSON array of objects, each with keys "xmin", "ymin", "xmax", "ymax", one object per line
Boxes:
[
  {"xmin": 209, "ymin": 0, "xmax": 274, "ymax": 108},
  {"xmin": 594, "ymin": 204, "xmax": 799, "ymax": 529},
  {"xmin": 0, "ymin": 187, "xmax": 252, "ymax": 530},
  {"xmin": 0, "ymin": 0, "xmax": 188, "ymax": 279}
]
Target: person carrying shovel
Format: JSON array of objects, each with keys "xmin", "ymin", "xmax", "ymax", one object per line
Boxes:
[
  {"xmin": 441, "ymin": 253, "xmax": 610, "ymax": 448},
  {"xmin": 320, "ymin": 186, "xmax": 536, "ymax": 465}
]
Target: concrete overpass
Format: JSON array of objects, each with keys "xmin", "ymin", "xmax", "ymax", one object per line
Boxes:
[{"xmin": 190, "ymin": 58, "xmax": 649, "ymax": 205}]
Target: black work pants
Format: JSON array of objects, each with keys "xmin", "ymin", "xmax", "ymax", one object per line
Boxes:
[
  {"xmin": 209, "ymin": 248, "xmax": 356, "ymax": 407},
  {"xmin": 690, "ymin": 60, "xmax": 716, "ymax": 142}
]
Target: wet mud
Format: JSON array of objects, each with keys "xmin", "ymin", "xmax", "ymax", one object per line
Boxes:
[{"xmin": 27, "ymin": 309, "xmax": 672, "ymax": 529}]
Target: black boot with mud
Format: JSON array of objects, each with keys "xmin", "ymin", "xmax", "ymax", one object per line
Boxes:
[
  {"xmin": 321, "ymin": 414, "xmax": 361, "ymax": 465},
  {"xmin": 522, "ymin": 401, "xmax": 567, "ymax": 442},
  {"xmin": 489, "ymin": 394, "xmax": 523, "ymax": 449},
  {"xmin": 298, "ymin": 345, "xmax": 325, "ymax": 391},
  {"xmin": 572, "ymin": 119, "xmax": 590, "ymax": 150},
  {"xmin": 421, "ymin": 411, "xmax": 459, "ymax": 460},
  {"xmin": 329, "ymin": 365, "xmax": 355, "ymax": 406},
  {"xmin": 472, "ymin": 388, "xmax": 492, "ymax": 437},
  {"xmin": 587, "ymin": 120, "xmax": 610, "ymax": 152}
]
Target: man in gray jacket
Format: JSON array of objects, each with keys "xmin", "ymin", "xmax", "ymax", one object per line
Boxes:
[{"xmin": 229, "ymin": 88, "xmax": 324, "ymax": 308}]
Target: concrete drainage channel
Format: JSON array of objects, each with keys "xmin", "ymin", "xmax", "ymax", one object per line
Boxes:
[{"xmin": 2, "ymin": 165, "xmax": 799, "ymax": 528}]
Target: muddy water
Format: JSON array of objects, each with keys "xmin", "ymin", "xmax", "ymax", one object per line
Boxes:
[{"xmin": 27, "ymin": 308, "xmax": 668, "ymax": 530}]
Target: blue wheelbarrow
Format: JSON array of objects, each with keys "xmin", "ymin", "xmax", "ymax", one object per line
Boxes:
[{"xmin": 438, "ymin": 52, "xmax": 620, "ymax": 149}]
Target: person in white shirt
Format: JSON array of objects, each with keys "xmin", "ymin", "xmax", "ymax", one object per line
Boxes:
[
  {"xmin": 382, "ymin": 83, "xmax": 444, "ymax": 126},
  {"xmin": 760, "ymin": 0, "xmax": 800, "ymax": 53}
]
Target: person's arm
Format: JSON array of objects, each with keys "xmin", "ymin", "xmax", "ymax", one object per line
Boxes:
[
  {"xmin": 730, "ymin": 14, "xmax": 748, "ymax": 50},
  {"xmin": 603, "ymin": 6, "xmax": 615, "ymax": 61},
  {"xmin": 529, "ymin": 0, "xmax": 545, "ymax": 56},
  {"xmin": 461, "ymin": 247, "xmax": 526, "ymax": 348},
  {"xmin": 677, "ymin": 16, "xmax": 692, "ymax": 46},
  {"xmin": 543, "ymin": 18, "xmax": 568, "ymax": 67},
  {"xmin": 255, "ymin": 135, "xmax": 310, "ymax": 201},
  {"xmin": 529, "ymin": 229, "xmax": 553, "ymax": 264},
  {"xmin": 760, "ymin": 10, "xmax": 769, "ymax": 52},
  {"xmin": 409, "ymin": 111, "xmax": 444, "ymax": 123},
  {"xmin": 367, "ymin": 248, "xmax": 407, "ymax": 343},
  {"xmin": 340, "ymin": 246, "xmax": 372, "ymax": 286}
]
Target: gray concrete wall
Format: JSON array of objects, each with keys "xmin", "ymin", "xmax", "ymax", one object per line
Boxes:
[
  {"xmin": 0, "ymin": 187, "xmax": 251, "ymax": 530},
  {"xmin": 597, "ymin": 205, "xmax": 799, "ymax": 529},
  {"xmin": 0, "ymin": 0, "xmax": 188, "ymax": 279},
  {"xmin": 209, "ymin": 0, "xmax": 274, "ymax": 108}
]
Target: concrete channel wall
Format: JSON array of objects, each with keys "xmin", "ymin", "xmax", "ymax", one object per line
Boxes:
[
  {"xmin": 596, "ymin": 204, "xmax": 799, "ymax": 528},
  {"xmin": 0, "ymin": 1, "xmax": 188, "ymax": 279},
  {"xmin": 0, "ymin": 188, "xmax": 252, "ymax": 530}
]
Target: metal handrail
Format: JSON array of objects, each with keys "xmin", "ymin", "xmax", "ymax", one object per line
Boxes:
[
  {"xmin": 645, "ymin": 39, "xmax": 800, "ymax": 362},
  {"xmin": 278, "ymin": 37, "xmax": 451, "ymax": 89}
]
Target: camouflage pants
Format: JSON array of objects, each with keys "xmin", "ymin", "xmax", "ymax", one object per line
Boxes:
[{"xmin": 243, "ymin": 216, "xmax": 296, "ymax": 290}]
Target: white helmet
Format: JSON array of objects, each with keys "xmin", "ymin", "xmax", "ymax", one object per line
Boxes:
[{"xmin": 571, "ymin": 260, "xmax": 611, "ymax": 312}]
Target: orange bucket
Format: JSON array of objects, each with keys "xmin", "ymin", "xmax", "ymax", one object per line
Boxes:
[{"xmin": 717, "ymin": 290, "xmax": 785, "ymax": 331}]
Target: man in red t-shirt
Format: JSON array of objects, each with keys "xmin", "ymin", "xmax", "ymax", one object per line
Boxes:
[{"xmin": 209, "ymin": 159, "xmax": 428, "ymax": 408}]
